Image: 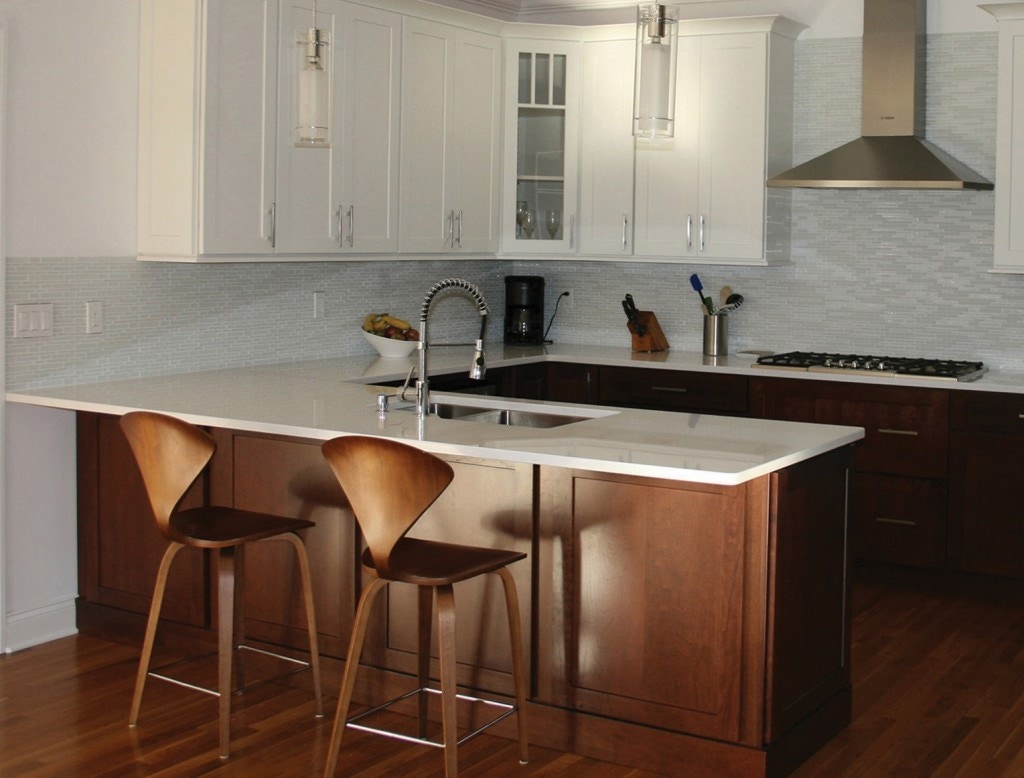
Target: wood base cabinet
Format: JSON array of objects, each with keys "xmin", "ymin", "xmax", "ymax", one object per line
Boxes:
[
  {"xmin": 949, "ymin": 391, "xmax": 1024, "ymax": 577},
  {"xmin": 751, "ymin": 377, "xmax": 948, "ymax": 569},
  {"xmin": 536, "ymin": 447, "xmax": 853, "ymax": 762}
]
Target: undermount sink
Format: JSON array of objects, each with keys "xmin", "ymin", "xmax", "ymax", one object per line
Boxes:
[{"xmin": 428, "ymin": 402, "xmax": 592, "ymax": 428}]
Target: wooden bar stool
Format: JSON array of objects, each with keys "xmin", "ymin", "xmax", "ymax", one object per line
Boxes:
[
  {"xmin": 120, "ymin": 411, "xmax": 323, "ymax": 760},
  {"xmin": 320, "ymin": 435, "xmax": 528, "ymax": 777}
]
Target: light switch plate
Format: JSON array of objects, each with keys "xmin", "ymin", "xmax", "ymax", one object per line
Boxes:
[{"xmin": 13, "ymin": 303, "xmax": 54, "ymax": 338}]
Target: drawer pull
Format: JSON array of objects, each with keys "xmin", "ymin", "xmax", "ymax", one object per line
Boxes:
[
  {"xmin": 874, "ymin": 517, "xmax": 917, "ymax": 527},
  {"xmin": 877, "ymin": 428, "xmax": 919, "ymax": 436},
  {"xmin": 651, "ymin": 386, "xmax": 689, "ymax": 394}
]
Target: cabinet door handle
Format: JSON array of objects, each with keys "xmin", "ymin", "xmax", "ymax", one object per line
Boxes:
[
  {"xmin": 268, "ymin": 203, "xmax": 276, "ymax": 249},
  {"xmin": 651, "ymin": 386, "xmax": 689, "ymax": 394},
  {"xmin": 699, "ymin": 214, "xmax": 706, "ymax": 252},
  {"xmin": 456, "ymin": 209, "xmax": 463, "ymax": 248},
  {"xmin": 877, "ymin": 428, "xmax": 919, "ymax": 436},
  {"xmin": 336, "ymin": 205, "xmax": 345, "ymax": 247},
  {"xmin": 569, "ymin": 214, "xmax": 575, "ymax": 250},
  {"xmin": 686, "ymin": 214, "xmax": 693, "ymax": 251},
  {"xmin": 874, "ymin": 516, "xmax": 918, "ymax": 527},
  {"xmin": 447, "ymin": 210, "xmax": 454, "ymax": 248},
  {"xmin": 347, "ymin": 205, "xmax": 355, "ymax": 247},
  {"xmin": 622, "ymin": 214, "xmax": 629, "ymax": 251}
]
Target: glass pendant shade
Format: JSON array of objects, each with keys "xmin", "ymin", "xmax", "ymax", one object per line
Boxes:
[
  {"xmin": 633, "ymin": 3, "xmax": 678, "ymax": 139},
  {"xmin": 296, "ymin": 27, "xmax": 330, "ymax": 148}
]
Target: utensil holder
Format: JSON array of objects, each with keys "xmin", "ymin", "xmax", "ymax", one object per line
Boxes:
[
  {"xmin": 629, "ymin": 311, "xmax": 669, "ymax": 353},
  {"xmin": 703, "ymin": 313, "xmax": 728, "ymax": 356}
]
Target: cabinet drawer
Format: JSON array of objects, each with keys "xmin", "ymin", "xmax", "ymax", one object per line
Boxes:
[
  {"xmin": 751, "ymin": 378, "xmax": 948, "ymax": 478},
  {"xmin": 950, "ymin": 391, "xmax": 1024, "ymax": 435},
  {"xmin": 852, "ymin": 473, "xmax": 946, "ymax": 569},
  {"xmin": 599, "ymin": 367, "xmax": 748, "ymax": 414}
]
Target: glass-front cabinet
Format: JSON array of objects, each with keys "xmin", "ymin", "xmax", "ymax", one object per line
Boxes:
[{"xmin": 503, "ymin": 40, "xmax": 580, "ymax": 253}]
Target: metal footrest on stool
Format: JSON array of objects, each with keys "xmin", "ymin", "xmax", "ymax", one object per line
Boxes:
[
  {"xmin": 148, "ymin": 644, "xmax": 314, "ymax": 698},
  {"xmin": 347, "ymin": 686, "xmax": 517, "ymax": 749}
]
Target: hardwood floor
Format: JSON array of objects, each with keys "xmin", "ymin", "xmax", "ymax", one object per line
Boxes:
[{"xmin": 3, "ymin": 565, "xmax": 1024, "ymax": 776}]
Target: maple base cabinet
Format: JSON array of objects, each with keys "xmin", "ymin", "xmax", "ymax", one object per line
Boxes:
[{"xmin": 76, "ymin": 412, "xmax": 853, "ymax": 776}]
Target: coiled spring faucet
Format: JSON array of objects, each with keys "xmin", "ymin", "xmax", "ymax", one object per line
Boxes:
[{"xmin": 417, "ymin": 278, "xmax": 489, "ymax": 416}]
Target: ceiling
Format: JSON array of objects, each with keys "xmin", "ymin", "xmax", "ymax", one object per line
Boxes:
[{"xmin": 430, "ymin": 0, "xmax": 844, "ymax": 27}]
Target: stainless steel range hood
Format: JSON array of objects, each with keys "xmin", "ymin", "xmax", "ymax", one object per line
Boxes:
[{"xmin": 767, "ymin": 0, "xmax": 992, "ymax": 191}]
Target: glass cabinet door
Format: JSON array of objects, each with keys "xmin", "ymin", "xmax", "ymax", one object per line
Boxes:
[{"xmin": 503, "ymin": 41, "xmax": 579, "ymax": 253}]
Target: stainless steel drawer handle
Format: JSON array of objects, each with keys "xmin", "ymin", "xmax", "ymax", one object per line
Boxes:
[
  {"xmin": 874, "ymin": 517, "xmax": 918, "ymax": 527},
  {"xmin": 877, "ymin": 428, "xmax": 919, "ymax": 436},
  {"xmin": 651, "ymin": 386, "xmax": 689, "ymax": 394}
]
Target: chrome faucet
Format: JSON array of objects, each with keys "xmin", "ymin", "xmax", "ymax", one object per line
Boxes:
[{"xmin": 417, "ymin": 278, "xmax": 489, "ymax": 416}]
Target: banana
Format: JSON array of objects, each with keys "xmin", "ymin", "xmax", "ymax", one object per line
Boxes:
[
  {"xmin": 362, "ymin": 313, "xmax": 379, "ymax": 332},
  {"xmin": 381, "ymin": 314, "xmax": 411, "ymax": 331}
]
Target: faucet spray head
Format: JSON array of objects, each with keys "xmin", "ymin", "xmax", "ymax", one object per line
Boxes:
[{"xmin": 470, "ymin": 338, "xmax": 486, "ymax": 380}]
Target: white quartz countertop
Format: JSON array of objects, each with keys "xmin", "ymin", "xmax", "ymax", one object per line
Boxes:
[{"xmin": 6, "ymin": 344, "xmax": 868, "ymax": 486}]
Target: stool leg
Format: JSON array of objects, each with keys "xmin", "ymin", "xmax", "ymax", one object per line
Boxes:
[
  {"xmin": 281, "ymin": 533, "xmax": 323, "ymax": 716},
  {"xmin": 497, "ymin": 567, "xmax": 529, "ymax": 764},
  {"xmin": 217, "ymin": 547, "xmax": 237, "ymax": 760},
  {"xmin": 436, "ymin": 584, "xmax": 458, "ymax": 778},
  {"xmin": 130, "ymin": 542, "xmax": 184, "ymax": 728},
  {"xmin": 417, "ymin": 585, "xmax": 433, "ymax": 738},
  {"xmin": 324, "ymin": 576, "xmax": 388, "ymax": 777}
]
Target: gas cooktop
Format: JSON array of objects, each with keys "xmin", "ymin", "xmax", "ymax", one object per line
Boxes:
[{"xmin": 753, "ymin": 351, "xmax": 987, "ymax": 382}]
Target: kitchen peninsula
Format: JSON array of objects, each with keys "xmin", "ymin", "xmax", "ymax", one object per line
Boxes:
[{"xmin": 8, "ymin": 347, "xmax": 862, "ymax": 778}]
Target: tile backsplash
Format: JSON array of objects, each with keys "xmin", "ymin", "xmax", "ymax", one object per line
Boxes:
[{"xmin": 7, "ymin": 31, "xmax": 1024, "ymax": 390}]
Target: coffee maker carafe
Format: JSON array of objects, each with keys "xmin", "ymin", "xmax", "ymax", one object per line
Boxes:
[{"xmin": 504, "ymin": 276, "xmax": 545, "ymax": 345}]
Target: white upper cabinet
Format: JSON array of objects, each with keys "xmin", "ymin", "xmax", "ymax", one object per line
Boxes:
[
  {"xmin": 578, "ymin": 36, "xmax": 636, "ymax": 256},
  {"xmin": 138, "ymin": 0, "xmax": 278, "ymax": 260},
  {"xmin": 138, "ymin": 0, "xmax": 400, "ymax": 261},
  {"xmin": 502, "ymin": 40, "xmax": 580, "ymax": 254},
  {"xmin": 983, "ymin": 3, "xmax": 1024, "ymax": 273},
  {"xmin": 399, "ymin": 18, "xmax": 502, "ymax": 253},
  {"xmin": 634, "ymin": 21, "xmax": 797, "ymax": 264},
  {"xmin": 276, "ymin": 1, "xmax": 401, "ymax": 254}
]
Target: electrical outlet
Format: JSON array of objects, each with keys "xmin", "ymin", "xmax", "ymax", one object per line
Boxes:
[
  {"xmin": 313, "ymin": 291, "xmax": 325, "ymax": 319},
  {"xmin": 85, "ymin": 301, "xmax": 104, "ymax": 334}
]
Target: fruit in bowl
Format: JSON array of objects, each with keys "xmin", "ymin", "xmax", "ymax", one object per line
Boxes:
[{"xmin": 362, "ymin": 313, "xmax": 419, "ymax": 358}]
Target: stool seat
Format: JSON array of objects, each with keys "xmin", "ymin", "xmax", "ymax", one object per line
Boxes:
[
  {"xmin": 362, "ymin": 539, "xmax": 526, "ymax": 586},
  {"xmin": 171, "ymin": 507, "xmax": 315, "ymax": 548}
]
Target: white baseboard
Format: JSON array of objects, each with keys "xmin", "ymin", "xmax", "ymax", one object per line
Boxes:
[{"xmin": 3, "ymin": 599, "xmax": 77, "ymax": 653}]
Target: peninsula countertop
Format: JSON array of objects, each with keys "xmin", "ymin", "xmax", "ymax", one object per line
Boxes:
[{"xmin": 7, "ymin": 344, "xmax": 864, "ymax": 486}]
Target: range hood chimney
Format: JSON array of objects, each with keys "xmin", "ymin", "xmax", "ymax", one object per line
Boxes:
[{"xmin": 767, "ymin": 0, "xmax": 992, "ymax": 190}]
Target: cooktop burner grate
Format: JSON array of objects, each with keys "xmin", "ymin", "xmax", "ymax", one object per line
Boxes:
[{"xmin": 754, "ymin": 352, "xmax": 986, "ymax": 382}]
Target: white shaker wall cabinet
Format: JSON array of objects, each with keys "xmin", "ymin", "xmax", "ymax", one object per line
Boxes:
[
  {"xmin": 633, "ymin": 17, "xmax": 800, "ymax": 264},
  {"xmin": 275, "ymin": 1, "xmax": 401, "ymax": 254},
  {"xmin": 983, "ymin": 3, "xmax": 1024, "ymax": 274},
  {"xmin": 578, "ymin": 36, "xmax": 634, "ymax": 256},
  {"xmin": 138, "ymin": 0, "xmax": 278, "ymax": 260},
  {"xmin": 138, "ymin": 0, "xmax": 401, "ymax": 261},
  {"xmin": 399, "ymin": 17, "xmax": 502, "ymax": 253}
]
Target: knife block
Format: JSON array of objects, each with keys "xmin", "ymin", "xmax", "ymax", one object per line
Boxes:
[{"xmin": 628, "ymin": 311, "xmax": 669, "ymax": 353}]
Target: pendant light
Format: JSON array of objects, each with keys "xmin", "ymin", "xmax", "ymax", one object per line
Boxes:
[
  {"xmin": 633, "ymin": 3, "xmax": 679, "ymax": 139},
  {"xmin": 296, "ymin": 0, "xmax": 330, "ymax": 148}
]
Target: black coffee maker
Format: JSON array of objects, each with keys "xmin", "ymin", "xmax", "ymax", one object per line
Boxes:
[{"xmin": 504, "ymin": 275, "xmax": 545, "ymax": 345}]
